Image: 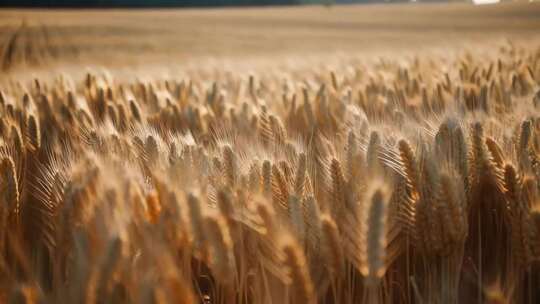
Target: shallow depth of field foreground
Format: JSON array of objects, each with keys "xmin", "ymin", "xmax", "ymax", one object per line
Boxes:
[{"xmin": 2, "ymin": 2, "xmax": 540, "ymax": 304}]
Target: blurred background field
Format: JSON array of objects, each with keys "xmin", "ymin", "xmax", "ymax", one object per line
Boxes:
[{"xmin": 1, "ymin": 2, "xmax": 540, "ymax": 76}]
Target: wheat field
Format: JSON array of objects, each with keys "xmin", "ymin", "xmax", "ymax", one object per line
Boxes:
[{"xmin": 1, "ymin": 2, "xmax": 540, "ymax": 304}]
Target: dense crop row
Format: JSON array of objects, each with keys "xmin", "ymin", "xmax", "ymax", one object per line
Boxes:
[{"xmin": 1, "ymin": 43, "xmax": 540, "ymax": 303}]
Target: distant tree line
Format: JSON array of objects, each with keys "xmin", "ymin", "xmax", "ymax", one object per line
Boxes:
[
  {"xmin": 0, "ymin": 0, "xmax": 392, "ymax": 8},
  {"xmin": 0, "ymin": 0, "xmax": 306, "ymax": 7}
]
